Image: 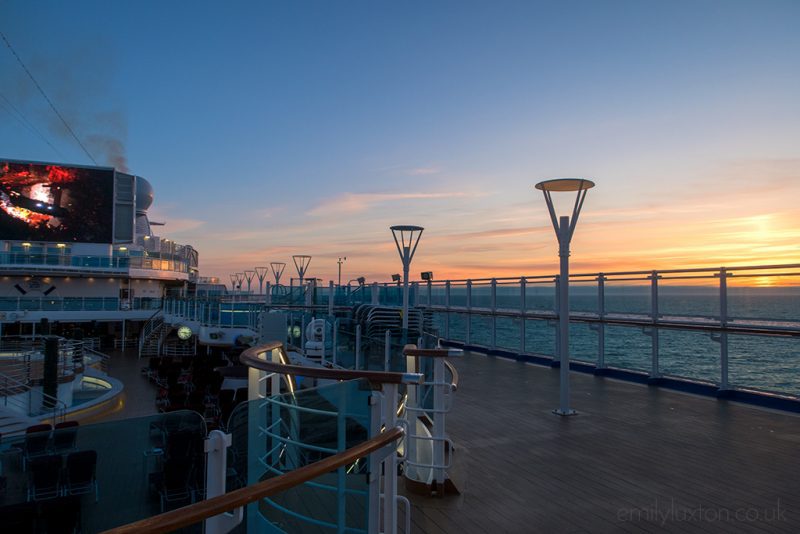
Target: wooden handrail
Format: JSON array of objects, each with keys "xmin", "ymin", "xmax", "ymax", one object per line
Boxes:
[
  {"xmin": 240, "ymin": 341, "xmax": 423, "ymax": 385},
  {"xmin": 444, "ymin": 360, "xmax": 459, "ymax": 392},
  {"xmin": 102, "ymin": 426, "xmax": 405, "ymax": 534},
  {"xmin": 403, "ymin": 345, "xmax": 464, "ymax": 358}
]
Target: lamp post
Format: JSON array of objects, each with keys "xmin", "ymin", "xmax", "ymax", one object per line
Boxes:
[
  {"xmin": 337, "ymin": 257, "xmax": 347, "ymax": 286},
  {"xmin": 535, "ymin": 178, "xmax": 595, "ymax": 416},
  {"xmin": 255, "ymin": 266, "xmax": 268, "ymax": 295},
  {"xmin": 292, "ymin": 255, "xmax": 312, "ymax": 286},
  {"xmin": 390, "ymin": 225, "xmax": 424, "ymax": 332},
  {"xmin": 243, "ymin": 270, "xmax": 255, "ymax": 295},
  {"xmin": 270, "ymin": 262, "xmax": 286, "ymax": 287}
]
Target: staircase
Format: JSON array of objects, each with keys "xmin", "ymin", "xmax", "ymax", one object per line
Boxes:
[
  {"xmin": 0, "ymin": 371, "xmax": 67, "ymax": 429},
  {"xmin": 139, "ymin": 313, "xmax": 166, "ymax": 358},
  {"xmin": 0, "ymin": 407, "xmax": 38, "ymax": 436}
]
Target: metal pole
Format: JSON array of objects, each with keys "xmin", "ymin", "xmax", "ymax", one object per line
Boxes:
[
  {"xmin": 355, "ymin": 325, "xmax": 361, "ymax": 370},
  {"xmin": 384, "ymin": 330, "xmax": 391, "ymax": 372},
  {"xmin": 402, "ymin": 249, "xmax": 410, "ymax": 331},
  {"xmin": 719, "ymin": 267, "xmax": 729, "ymax": 390},
  {"xmin": 650, "ymin": 271, "xmax": 660, "ymax": 379},
  {"xmin": 597, "ymin": 274, "xmax": 605, "ymax": 369},
  {"xmin": 556, "ymin": 216, "xmax": 573, "ymax": 415}
]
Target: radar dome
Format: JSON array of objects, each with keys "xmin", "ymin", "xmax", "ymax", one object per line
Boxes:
[{"xmin": 136, "ymin": 177, "xmax": 155, "ymax": 213}]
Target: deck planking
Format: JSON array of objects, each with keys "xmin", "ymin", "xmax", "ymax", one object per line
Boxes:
[{"xmin": 403, "ymin": 352, "xmax": 800, "ymax": 533}]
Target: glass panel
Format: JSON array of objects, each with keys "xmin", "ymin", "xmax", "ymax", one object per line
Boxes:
[
  {"xmin": 468, "ymin": 314, "xmax": 492, "ymax": 346},
  {"xmin": 524, "ymin": 319, "xmax": 556, "ymax": 357},
  {"xmin": 448, "ymin": 283, "xmax": 467, "ymax": 308},
  {"xmin": 728, "ymin": 285, "xmax": 799, "ymax": 324},
  {"xmin": 447, "ymin": 313, "xmax": 468, "ymax": 343},
  {"xmin": 729, "ymin": 335, "xmax": 800, "ymax": 396},
  {"xmin": 658, "ymin": 282, "xmax": 719, "ymax": 320},
  {"xmin": 604, "ymin": 325, "xmax": 651, "ymax": 372},
  {"xmin": 496, "ymin": 282, "xmax": 520, "ymax": 311},
  {"xmin": 0, "ymin": 410, "xmax": 206, "ymax": 532},
  {"xmin": 659, "ymin": 329, "xmax": 719, "ymax": 383},
  {"xmin": 570, "ymin": 281, "xmax": 599, "ymax": 314},
  {"xmin": 604, "ymin": 281, "xmax": 651, "ymax": 317},
  {"xmin": 495, "ymin": 317, "xmax": 521, "ymax": 351},
  {"xmin": 470, "ymin": 283, "xmax": 491, "ymax": 309},
  {"xmin": 569, "ymin": 322, "xmax": 598, "ymax": 363},
  {"xmin": 525, "ymin": 282, "xmax": 555, "ymax": 313},
  {"xmin": 227, "ymin": 379, "xmax": 373, "ymax": 533}
]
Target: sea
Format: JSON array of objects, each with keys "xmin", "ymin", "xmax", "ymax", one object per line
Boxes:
[{"xmin": 424, "ymin": 285, "xmax": 800, "ymax": 397}]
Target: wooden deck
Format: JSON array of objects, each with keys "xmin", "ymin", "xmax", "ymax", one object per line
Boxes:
[{"xmin": 404, "ymin": 352, "xmax": 799, "ymax": 533}]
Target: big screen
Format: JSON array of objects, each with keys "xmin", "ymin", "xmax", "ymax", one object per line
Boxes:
[{"xmin": 0, "ymin": 161, "xmax": 114, "ymax": 243}]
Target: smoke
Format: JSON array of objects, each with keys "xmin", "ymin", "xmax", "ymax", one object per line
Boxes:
[{"xmin": 0, "ymin": 36, "xmax": 129, "ymax": 171}]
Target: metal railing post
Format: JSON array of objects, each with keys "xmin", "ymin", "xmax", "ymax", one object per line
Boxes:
[
  {"xmin": 465, "ymin": 280, "xmax": 472, "ymax": 345},
  {"xmin": 650, "ymin": 271, "xmax": 660, "ymax": 379},
  {"xmin": 355, "ymin": 325, "xmax": 362, "ymax": 370},
  {"xmin": 367, "ymin": 391, "xmax": 382, "ymax": 533},
  {"xmin": 433, "ymin": 356, "xmax": 446, "ymax": 488},
  {"xmin": 371, "ymin": 282, "xmax": 379, "ymax": 305},
  {"xmin": 328, "ymin": 280, "xmax": 335, "ymax": 317},
  {"xmin": 719, "ymin": 267, "xmax": 729, "ymax": 390},
  {"xmin": 490, "ymin": 278, "xmax": 497, "ymax": 349},
  {"xmin": 598, "ymin": 274, "xmax": 605, "ymax": 369},
  {"xmin": 384, "ymin": 330, "xmax": 391, "ymax": 371},
  {"xmin": 204, "ymin": 431, "xmax": 243, "ymax": 534},
  {"xmin": 444, "ymin": 281, "xmax": 451, "ymax": 340},
  {"xmin": 321, "ymin": 320, "xmax": 327, "ymax": 366},
  {"xmin": 332, "ymin": 319, "xmax": 339, "ymax": 366},
  {"xmin": 382, "ymin": 383, "xmax": 399, "ymax": 534},
  {"xmin": 520, "ymin": 277, "xmax": 526, "ymax": 354}
]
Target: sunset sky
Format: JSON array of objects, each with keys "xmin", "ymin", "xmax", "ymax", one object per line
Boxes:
[{"xmin": 1, "ymin": 1, "xmax": 798, "ymax": 283}]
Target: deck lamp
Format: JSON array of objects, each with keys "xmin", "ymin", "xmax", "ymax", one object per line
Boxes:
[
  {"xmin": 255, "ymin": 266, "xmax": 268, "ymax": 295},
  {"xmin": 292, "ymin": 255, "xmax": 312, "ymax": 286},
  {"xmin": 337, "ymin": 256, "xmax": 347, "ymax": 286},
  {"xmin": 420, "ymin": 271, "xmax": 433, "ymax": 281},
  {"xmin": 243, "ymin": 270, "xmax": 255, "ymax": 294},
  {"xmin": 390, "ymin": 225, "xmax": 424, "ymax": 331},
  {"xmin": 535, "ymin": 178, "xmax": 595, "ymax": 416},
  {"xmin": 270, "ymin": 262, "xmax": 286, "ymax": 286}
]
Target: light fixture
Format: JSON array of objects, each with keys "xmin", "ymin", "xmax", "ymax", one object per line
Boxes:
[
  {"xmin": 391, "ymin": 273, "xmax": 401, "ymax": 283},
  {"xmin": 421, "ymin": 271, "xmax": 433, "ymax": 281},
  {"xmin": 292, "ymin": 255, "xmax": 312, "ymax": 285},
  {"xmin": 534, "ymin": 177, "xmax": 595, "ymax": 416},
  {"xmin": 390, "ymin": 224, "xmax": 424, "ymax": 331}
]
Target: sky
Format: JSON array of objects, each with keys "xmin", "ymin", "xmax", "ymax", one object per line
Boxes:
[{"xmin": 0, "ymin": 1, "xmax": 798, "ymax": 283}]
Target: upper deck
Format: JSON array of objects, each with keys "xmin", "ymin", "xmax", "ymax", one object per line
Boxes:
[{"xmin": 407, "ymin": 351, "xmax": 799, "ymax": 533}]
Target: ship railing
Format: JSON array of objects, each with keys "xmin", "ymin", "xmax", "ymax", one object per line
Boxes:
[
  {"xmin": 101, "ymin": 426, "xmax": 405, "ymax": 534},
  {"xmin": 83, "ymin": 347, "xmax": 111, "ymax": 375},
  {"xmin": 237, "ymin": 340, "xmax": 422, "ymax": 534},
  {"xmin": 414, "ymin": 262, "xmax": 800, "ymax": 400},
  {"xmin": 0, "ymin": 370, "xmax": 67, "ymax": 424},
  {"xmin": 0, "ymin": 296, "xmax": 164, "ymax": 313},
  {"xmin": 0, "ymin": 251, "xmax": 191, "ymax": 274},
  {"xmin": 0, "ymin": 337, "xmax": 86, "ymax": 380},
  {"xmin": 401, "ymin": 344, "xmax": 461, "ymax": 495}
]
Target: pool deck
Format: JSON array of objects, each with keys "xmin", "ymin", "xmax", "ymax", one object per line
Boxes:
[{"xmin": 403, "ymin": 352, "xmax": 799, "ymax": 533}]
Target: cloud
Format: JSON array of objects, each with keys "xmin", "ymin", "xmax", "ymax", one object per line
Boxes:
[
  {"xmin": 408, "ymin": 166, "xmax": 441, "ymax": 176},
  {"xmin": 307, "ymin": 191, "xmax": 477, "ymax": 217}
]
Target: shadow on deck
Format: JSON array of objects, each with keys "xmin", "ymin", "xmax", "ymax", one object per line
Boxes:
[{"xmin": 404, "ymin": 352, "xmax": 799, "ymax": 533}]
